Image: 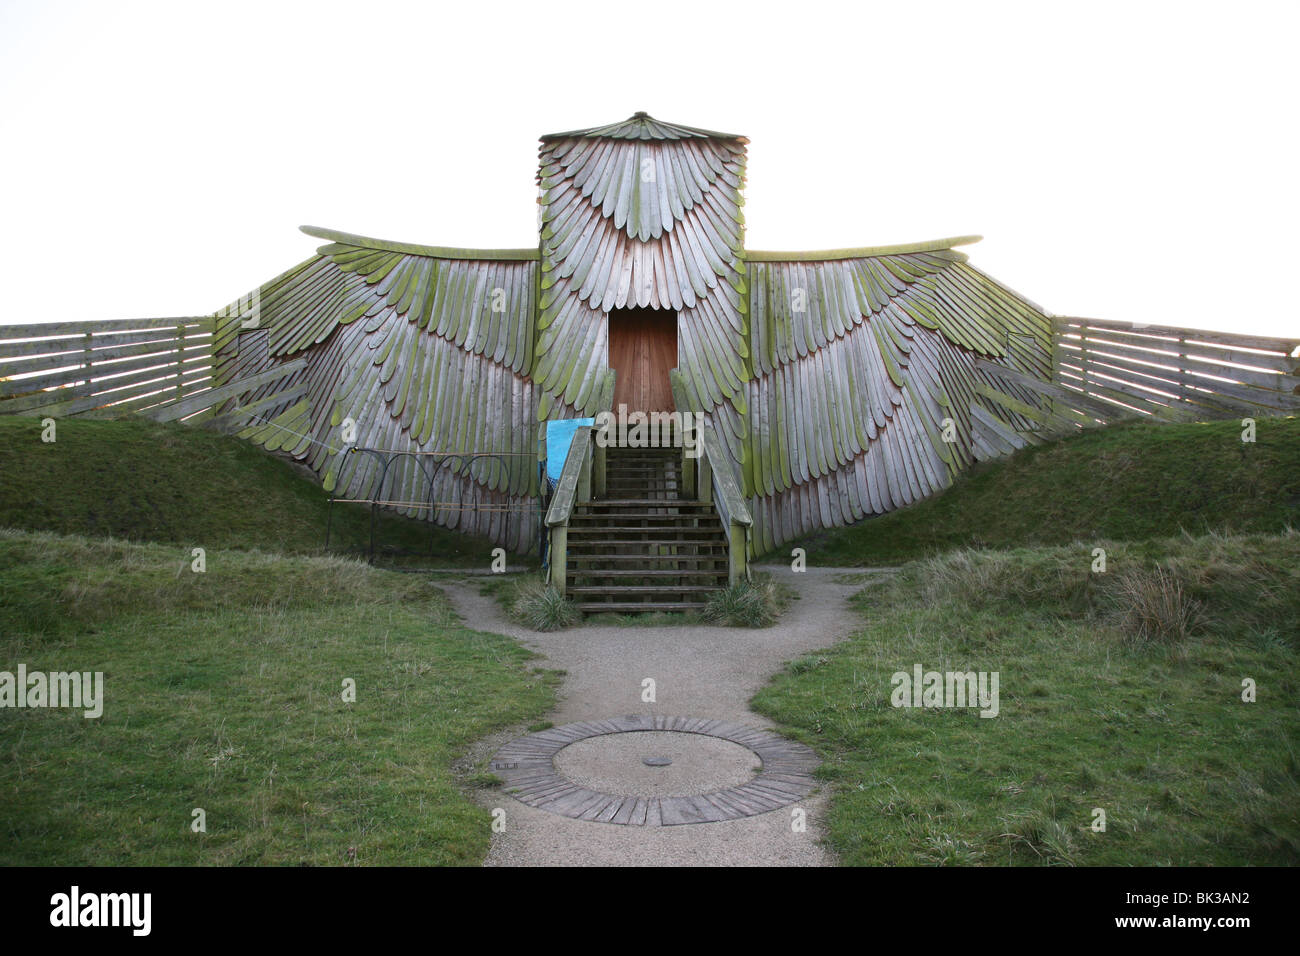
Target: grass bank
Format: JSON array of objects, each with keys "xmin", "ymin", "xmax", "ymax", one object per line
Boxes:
[
  {"xmin": 779, "ymin": 417, "xmax": 1300, "ymax": 566},
  {"xmin": 0, "ymin": 416, "xmax": 505, "ymax": 567}
]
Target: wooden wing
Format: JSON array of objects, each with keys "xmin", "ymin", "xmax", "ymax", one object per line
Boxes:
[
  {"xmin": 744, "ymin": 240, "xmax": 1053, "ymax": 552},
  {"xmin": 210, "ymin": 227, "xmax": 541, "ymax": 552}
]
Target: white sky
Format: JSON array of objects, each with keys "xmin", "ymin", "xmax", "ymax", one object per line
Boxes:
[{"xmin": 1, "ymin": 0, "xmax": 1296, "ymax": 339}]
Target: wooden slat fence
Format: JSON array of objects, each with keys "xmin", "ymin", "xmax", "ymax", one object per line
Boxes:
[
  {"xmin": 1051, "ymin": 317, "xmax": 1300, "ymax": 422},
  {"xmin": 0, "ymin": 318, "xmax": 216, "ymax": 420},
  {"xmin": 970, "ymin": 318, "xmax": 1299, "ymax": 462}
]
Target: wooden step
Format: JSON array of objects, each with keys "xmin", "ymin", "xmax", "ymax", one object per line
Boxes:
[
  {"xmin": 603, "ymin": 488, "xmax": 681, "ymax": 496},
  {"xmin": 586, "ymin": 499, "xmax": 710, "ymax": 508},
  {"xmin": 574, "ymin": 606, "xmax": 707, "ymax": 613},
  {"xmin": 569, "ymin": 568, "xmax": 725, "ymax": 579},
  {"xmin": 605, "ymin": 479, "xmax": 680, "ymax": 485},
  {"xmin": 567, "ymin": 534, "xmax": 725, "ymax": 543},
  {"xmin": 569, "ymin": 536, "xmax": 722, "ymax": 544},
  {"xmin": 604, "ymin": 478, "xmax": 681, "ymax": 485},
  {"xmin": 569, "ymin": 509, "xmax": 717, "ymax": 515},
  {"xmin": 572, "ymin": 513, "xmax": 710, "ymax": 519},
  {"xmin": 567, "ymin": 529, "xmax": 725, "ymax": 539},
  {"xmin": 603, "ymin": 492, "xmax": 681, "ymax": 499},
  {"xmin": 568, "ymin": 553, "xmax": 727, "ymax": 563},
  {"xmin": 569, "ymin": 515, "xmax": 722, "ymax": 524},
  {"xmin": 568, "ymin": 541, "xmax": 726, "ymax": 550},
  {"xmin": 564, "ymin": 582, "xmax": 717, "ymax": 590}
]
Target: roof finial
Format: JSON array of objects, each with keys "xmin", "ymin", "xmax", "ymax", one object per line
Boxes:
[{"xmin": 632, "ymin": 111, "xmax": 649, "ymax": 118}]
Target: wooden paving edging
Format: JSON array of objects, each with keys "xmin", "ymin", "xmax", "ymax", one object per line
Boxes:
[{"xmin": 489, "ymin": 714, "xmax": 819, "ymax": 826}]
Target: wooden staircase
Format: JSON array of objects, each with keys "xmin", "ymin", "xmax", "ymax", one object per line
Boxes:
[{"xmin": 565, "ymin": 444, "xmax": 728, "ymax": 613}]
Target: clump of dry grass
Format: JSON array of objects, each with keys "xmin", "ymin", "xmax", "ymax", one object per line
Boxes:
[
  {"xmin": 701, "ymin": 574, "xmax": 790, "ymax": 627},
  {"xmin": 997, "ymin": 810, "xmax": 1079, "ymax": 866},
  {"xmin": 505, "ymin": 577, "xmax": 580, "ymax": 631},
  {"xmin": 1112, "ymin": 565, "xmax": 1203, "ymax": 646}
]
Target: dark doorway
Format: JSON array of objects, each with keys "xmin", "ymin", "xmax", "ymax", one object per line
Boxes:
[{"xmin": 608, "ymin": 307, "xmax": 676, "ymax": 412}]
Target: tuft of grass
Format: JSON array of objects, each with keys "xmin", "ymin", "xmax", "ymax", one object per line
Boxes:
[
  {"xmin": 700, "ymin": 574, "xmax": 792, "ymax": 628},
  {"xmin": 505, "ymin": 578, "xmax": 581, "ymax": 632},
  {"xmin": 998, "ymin": 811, "xmax": 1079, "ymax": 866},
  {"xmin": 922, "ymin": 833, "xmax": 986, "ymax": 866},
  {"xmin": 778, "ymin": 417, "xmax": 1300, "ymax": 566},
  {"xmin": 1112, "ymin": 565, "xmax": 1203, "ymax": 647}
]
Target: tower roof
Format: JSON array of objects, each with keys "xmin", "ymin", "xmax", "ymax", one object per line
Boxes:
[{"xmin": 540, "ymin": 111, "xmax": 748, "ymax": 144}]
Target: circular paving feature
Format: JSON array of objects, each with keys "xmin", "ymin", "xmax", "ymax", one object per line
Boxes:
[
  {"xmin": 489, "ymin": 715, "xmax": 819, "ymax": 826},
  {"xmin": 556, "ymin": 730, "xmax": 761, "ymax": 798}
]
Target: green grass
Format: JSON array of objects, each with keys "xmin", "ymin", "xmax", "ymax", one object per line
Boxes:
[
  {"xmin": 778, "ymin": 417, "xmax": 1300, "ymax": 566},
  {"xmin": 0, "ymin": 529, "xmax": 559, "ymax": 865},
  {"xmin": 752, "ymin": 531, "xmax": 1300, "ymax": 865},
  {"xmin": 0, "ymin": 416, "xmax": 508, "ymax": 567}
]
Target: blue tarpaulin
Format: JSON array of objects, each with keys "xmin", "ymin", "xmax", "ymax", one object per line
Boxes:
[{"xmin": 544, "ymin": 418, "xmax": 595, "ymax": 486}]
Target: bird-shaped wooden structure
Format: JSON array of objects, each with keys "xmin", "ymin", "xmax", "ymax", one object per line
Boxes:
[{"xmin": 213, "ymin": 112, "xmax": 1056, "ymax": 564}]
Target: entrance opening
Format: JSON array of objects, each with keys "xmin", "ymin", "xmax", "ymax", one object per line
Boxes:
[{"xmin": 608, "ymin": 307, "xmax": 677, "ymax": 413}]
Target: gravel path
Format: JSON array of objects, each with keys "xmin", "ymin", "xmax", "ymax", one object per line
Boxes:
[{"xmin": 442, "ymin": 567, "xmax": 878, "ymax": 867}]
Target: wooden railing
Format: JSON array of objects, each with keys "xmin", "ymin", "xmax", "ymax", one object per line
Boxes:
[
  {"xmin": 544, "ymin": 424, "xmax": 593, "ymax": 594},
  {"xmin": 0, "ymin": 317, "xmax": 316, "ymax": 429},
  {"xmin": 1051, "ymin": 317, "xmax": 1300, "ymax": 423},
  {"xmin": 971, "ymin": 318, "xmax": 1300, "ymax": 462},
  {"xmin": 692, "ymin": 421, "xmax": 752, "ymax": 586},
  {"xmin": 0, "ymin": 318, "xmax": 216, "ymax": 419}
]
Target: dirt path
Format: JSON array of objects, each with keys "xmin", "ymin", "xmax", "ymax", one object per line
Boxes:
[{"xmin": 442, "ymin": 567, "xmax": 877, "ymax": 867}]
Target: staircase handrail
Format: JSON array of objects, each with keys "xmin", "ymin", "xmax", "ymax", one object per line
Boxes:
[{"xmin": 545, "ymin": 424, "xmax": 593, "ymax": 528}]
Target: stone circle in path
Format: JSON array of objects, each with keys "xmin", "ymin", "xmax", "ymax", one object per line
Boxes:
[
  {"xmin": 555, "ymin": 731, "xmax": 760, "ymax": 798},
  {"xmin": 489, "ymin": 714, "xmax": 819, "ymax": 826}
]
